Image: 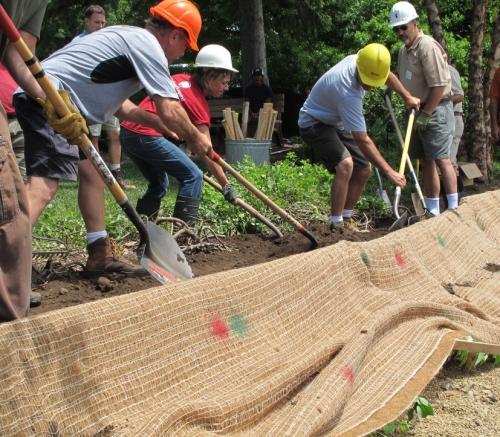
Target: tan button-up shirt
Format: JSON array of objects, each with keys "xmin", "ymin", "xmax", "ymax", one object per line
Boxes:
[{"xmin": 397, "ymin": 31, "xmax": 451, "ymax": 103}]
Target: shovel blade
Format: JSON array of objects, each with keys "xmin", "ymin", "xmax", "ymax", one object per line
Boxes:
[
  {"xmin": 140, "ymin": 221, "xmax": 193, "ymax": 283},
  {"xmin": 411, "ymin": 192, "xmax": 426, "ymax": 216},
  {"xmin": 377, "ymin": 188, "xmax": 392, "ymax": 209},
  {"xmin": 389, "ymin": 210, "xmax": 409, "ymax": 232}
]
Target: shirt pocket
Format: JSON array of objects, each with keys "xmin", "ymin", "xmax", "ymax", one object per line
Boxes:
[{"xmin": 0, "ymin": 143, "xmax": 19, "ymax": 226}]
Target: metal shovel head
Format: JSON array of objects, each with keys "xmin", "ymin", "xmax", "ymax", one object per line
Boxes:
[
  {"xmin": 389, "ymin": 210, "xmax": 409, "ymax": 232},
  {"xmin": 140, "ymin": 221, "xmax": 193, "ymax": 284},
  {"xmin": 377, "ymin": 188, "xmax": 392, "ymax": 209},
  {"xmin": 411, "ymin": 192, "xmax": 426, "ymax": 216}
]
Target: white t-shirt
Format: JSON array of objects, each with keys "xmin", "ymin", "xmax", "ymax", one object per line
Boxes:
[
  {"xmin": 40, "ymin": 26, "xmax": 178, "ymax": 124},
  {"xmin": 298, "ymin": 55, "xmax": 367, "ymax": 132}
]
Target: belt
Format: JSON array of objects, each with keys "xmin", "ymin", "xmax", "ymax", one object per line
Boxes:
[
  {"xmin": 454, "ymin": 111, "xmax": 463, "ymax": 116},
  {"xmin": 6, "ymin": 113, "xmax": 16, "ymax": 120},
  {"xmin": 420, "ymin": 97, "xmax": 451, "ymax": 106}
]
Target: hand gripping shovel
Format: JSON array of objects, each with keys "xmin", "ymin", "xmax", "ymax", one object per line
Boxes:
[
  {"xmin": 385, "ymin": 94, "xmax": 427, "ymax": 219},
  {"xmin": 388, "ymin": 108, "xmax": 416, "ymax": 232},
  {"xmin": 210, "ymin": 152, "xmax": 319, "ymax": 248},
  {"xmin": 203, "ymin": 175, "xmax": 283, "ymax": 238},
  {"xmin": 0, "ymin": 5, "xmax": 192, "ymax": 283}
]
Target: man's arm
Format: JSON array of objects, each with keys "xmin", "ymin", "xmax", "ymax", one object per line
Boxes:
[
  {"xmin": 3, "ymin": 31, "xmax": 45, "ymax": 99},
  {"xmin": 421, "ymin": 85, "xmax": 446, "ymax": 115},
  {"xmin": 386, "ymin": 72, "xmax": 420, "ymax": 110},
  {"xmin": 351, "ymin": 131, "xmax": 406, "ymax": 188},
  {"xmin": 153, "ymin": 96, "xmax": 212, "ymax": 157},
  {"xmin": 115, "ymin": 99, "xmax": 178, "ymax": 139}
]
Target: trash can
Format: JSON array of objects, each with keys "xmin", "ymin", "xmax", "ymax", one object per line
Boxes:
[{"xmin": 225, "ymin": 139, "xmax": 271, "ymax": 165}]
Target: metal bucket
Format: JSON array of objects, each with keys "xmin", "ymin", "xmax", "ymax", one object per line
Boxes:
[{"xmin": 225, "ymin": 139, "xmax": 271, "ymax": 165}]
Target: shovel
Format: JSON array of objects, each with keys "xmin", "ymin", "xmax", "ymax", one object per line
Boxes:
[
  {"xmin": 0, "ymin": 5, "xmax": 192, "ymax": 283},
  {"xmin": 374, "ymin": 167, "xmax": 392, "ymax": 209},
  {"xmin": 203, "ymin": 175, "xmax": 283, "ymax": 238},
  {"xmin": 210, "ymin": 152, "xmax": 319, "ymax": 248},
  {"xmin": 388, "ymin": 108, "xmax": 416, "ymax": 232},
  {"xmin": 385, "ymin": 94, "xmax": 427, "ymax": 219}
]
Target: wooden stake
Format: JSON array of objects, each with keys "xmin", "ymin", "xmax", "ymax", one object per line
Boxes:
[
  {"xmin": 453, "ymin": 340, "xmax": 500, "ymax": 355},
  {"xmin": 241, "ymin": 101, "xmax": 250, "ymax": 138}
]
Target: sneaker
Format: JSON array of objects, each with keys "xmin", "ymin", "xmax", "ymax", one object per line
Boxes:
[
  {"xmin": 84, "ymin": 237, "xmax": 148, "ymax": 277},
  {"xmin": 111, "ymin": 169, "xmax": 136, "ymax": 190},
  {"xmin": 343, "ymin": 218, "xmax": 361, "ymax": 232},
  {"xmin": 30, "ymin": 291, "xmax": 42, "ymax": 308}
]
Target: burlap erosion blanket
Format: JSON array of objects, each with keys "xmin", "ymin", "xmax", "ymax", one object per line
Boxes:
[{"xmin": 0, "ymin": 191, "xmax": 499, "ymax": 436}]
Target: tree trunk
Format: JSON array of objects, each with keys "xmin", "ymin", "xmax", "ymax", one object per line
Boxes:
[
  {"xmin": 465, "ymin": 0, "xmax": 489, "ymax": 180},
  {"xmin": 423, "ymin": 0, "xmax": 448, "ymax": 53},
  {"xmin": 484, "ymin": 14, "xmax": 500, "ymax": 143},
  {"xmin": 238, "ymin": 0, "xmax": 268, "ymax": 88}
]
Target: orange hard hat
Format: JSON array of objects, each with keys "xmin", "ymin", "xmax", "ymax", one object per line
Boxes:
[{"xmin": 150, "ymin": 0, "xmax": 202, "ymax": 51}]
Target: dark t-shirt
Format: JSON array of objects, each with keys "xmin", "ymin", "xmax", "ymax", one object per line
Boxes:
[{"xmin": 244, "ymin": 83, "xmax": 273, "ymax": 113}]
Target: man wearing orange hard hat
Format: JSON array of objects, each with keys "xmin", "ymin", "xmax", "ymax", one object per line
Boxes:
[{"xmin": 13, "ymin": 0, "xmax": 213, "ymax": 280}]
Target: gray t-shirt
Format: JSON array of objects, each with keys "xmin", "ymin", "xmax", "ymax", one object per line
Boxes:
[
  {"xmin": 449, "ymin": 65, "xmax": 464, "ymax": 114},
  {"xmin": 298, "ymin": 55, "xmax": 367, "ymax": 132},
  {"xmin": 40, "ymin": 26, "xmax": 178, "ymax": 124}
]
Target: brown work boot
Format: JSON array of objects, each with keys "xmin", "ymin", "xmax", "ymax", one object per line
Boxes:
[
  {"xmin": 84, "ymin": 237, "xmax": 147, "ymax": 277},
  {"xmin": 111, "ymin": 168, "xmax": 136, "ymax": 190}
]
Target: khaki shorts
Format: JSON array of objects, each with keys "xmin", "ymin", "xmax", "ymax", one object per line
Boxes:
[
  {"xmin": 299, "ymin": 122, "xmax": 369, "ymax": 172},
  {"xmin": 410, "ymin": 100, "xmax": 454, "ymax": 160},
  {"xmin": 89, "ymin": 116, "xmax": 120, "ymax": 138}
]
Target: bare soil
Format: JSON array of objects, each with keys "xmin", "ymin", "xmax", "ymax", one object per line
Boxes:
[{"xmin": 29, "ymin": 196, "xmax": 499, "ymax": 435}]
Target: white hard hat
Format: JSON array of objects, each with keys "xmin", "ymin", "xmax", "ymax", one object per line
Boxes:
[
  {"xmin": 390, "ymin": 1, "xmax": 419, "ymax": 27},
  {"xmin": 194, "ymin": 44, "xmax": 238, "ymax": 73}
]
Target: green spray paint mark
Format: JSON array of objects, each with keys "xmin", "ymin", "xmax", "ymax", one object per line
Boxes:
[
  {"xmin": 438, "ymin": 236, "xmax": 446, "ymax": 248},
  {"xmin": 229, "ymin": 314, "xmax": 247, "ymax": 337},
  {"xmin": 361, "ymin": 251, "xmax": 370, "ymax": 267}
]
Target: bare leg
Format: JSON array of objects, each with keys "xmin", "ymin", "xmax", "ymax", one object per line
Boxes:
[
  {"xmin": 421, "ymin": 159, "xmax": 440, "ymax": 198},
  {"xmin": 344, "ymin": 165, "xmax": 371, "ymax": 210},
  {"xmin": 26, "ymin": 175, "xmax": 59, "ymax": 228},
  {"xmin": 107, "ymin": 130, "xmax": 121, "ymax": 166},
  {"xmin": 436, "ymin": 158, "xmax": 457, "ymax": 194},
  {"xmin": 78, "ymin": 159, "xmax": 105, "ymax": 233},
  {"xmin": 330, "ymin": 157, "xmax": 353, "ymax": 216}
]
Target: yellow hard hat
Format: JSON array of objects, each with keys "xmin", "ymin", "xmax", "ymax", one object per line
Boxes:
[{"xmin": 356, "ymin": 43, "xmax": 391, "ymax": 88}]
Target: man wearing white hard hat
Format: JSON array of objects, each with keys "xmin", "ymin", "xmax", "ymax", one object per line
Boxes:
[
  {"xmin": 390, "ymin": 1, "xmax": 458, "ymax": 215},
  {"xmin": 120, "ymin": 44, "xmax": 239, "ymax": 227}
]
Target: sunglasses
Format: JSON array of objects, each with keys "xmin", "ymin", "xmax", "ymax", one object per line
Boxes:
[{"xmin": 393, "ymin": 24, "xmax": 408, "ymax": 33}]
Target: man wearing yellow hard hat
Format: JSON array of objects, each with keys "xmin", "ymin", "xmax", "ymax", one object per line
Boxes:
[{"xmin": 299, "ymin": 43, "xmax": 419, "ymax": 229}]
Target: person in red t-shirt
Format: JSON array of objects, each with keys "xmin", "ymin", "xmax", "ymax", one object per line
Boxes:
[
  {"xmin": 120, "ymin": 44, "xmax": 238, "ymax": 224},
  {"xmin": 490, "ymin": 67, "xmax": 500, "ymax": 143}
]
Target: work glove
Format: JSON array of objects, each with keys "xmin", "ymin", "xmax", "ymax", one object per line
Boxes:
[
  {"xmin": 223, "ymin": 183, "xmax": 239, "ymax": 204},
  {"xmin": 415, "ymin": 111, "xmax": 432, "ymax": 131},
  {"xmin": 36, "ymin": 90, "xmax": 89, "ymax": 144}
]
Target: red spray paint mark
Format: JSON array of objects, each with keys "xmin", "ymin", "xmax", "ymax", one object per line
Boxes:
[
  {"xmin": 395, "ymin": 250, "xmax": 406, "ymax": 268},
  {"xmin": 341, "ymin": 366, "xmax": 355, "ymax": 385},
  {"xmin": 211, "ymin": 318, "xmax": 229, "ymax": 339}
]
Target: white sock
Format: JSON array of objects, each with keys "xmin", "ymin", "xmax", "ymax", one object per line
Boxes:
[
  {"xmin": 109, "ymin": 164, "xmax": 120, "ymax": 171},
  {"xmin": 425, "ymin": 197, "xmax": 441, "ymax": 216},
  {"xmin": 342, "ymin": 209, "xmax": 353, "ymax": 219},
  {"xmin": 446, "ymin": 193, "xmax": 458, "ymax": 209},
  {"xmin": 87, "ymin": 230, "xmax": 108, "ymax": 245},
  {"xmin": 329, "ymin": 215, "xmax": 343, "ymax": 224}
]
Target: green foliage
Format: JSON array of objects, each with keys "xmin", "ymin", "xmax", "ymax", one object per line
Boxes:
[
  {"xmin": 454, "ymin": 336, "xmax": 499, "ymax": 369},
  {"xmin": 408, "ymin": 396, "xmax": 434, "ymax": 421},
  {"xmin": 372, "ymin": 396, "xmax": 433, "ymax": 436}
]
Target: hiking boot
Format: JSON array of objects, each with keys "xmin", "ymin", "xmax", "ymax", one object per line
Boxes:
[
  {"xmin": 136, "ymin": 197, "xmax": 161, "ymax": 222},
  {"xmin": 84, "ymin": 237, "xmax": 148, "ymax": 277},
  {"xmin": 111, "ymin": 168, "xmax": 136, "ymax": 190},
  {"xmin": 30, "ymin": 291, "xmax": 42, "ymax": 308},
  {"xmin": 173, "ymin": 195, "xmax": 200, "ymax": 226}
]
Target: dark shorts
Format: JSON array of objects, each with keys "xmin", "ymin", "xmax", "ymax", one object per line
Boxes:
[
  {"xmin": 299, "ymin": 122, "xmax": 369, "ymax": 172},
  {"xmin": 13, "ymin": 93, "xmax": 83, "ymax": 181}
]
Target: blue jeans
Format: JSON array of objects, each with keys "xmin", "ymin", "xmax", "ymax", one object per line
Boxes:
[{"xmin": 120, "ymin": 128, "xmax": 202, "ymax": 201}]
